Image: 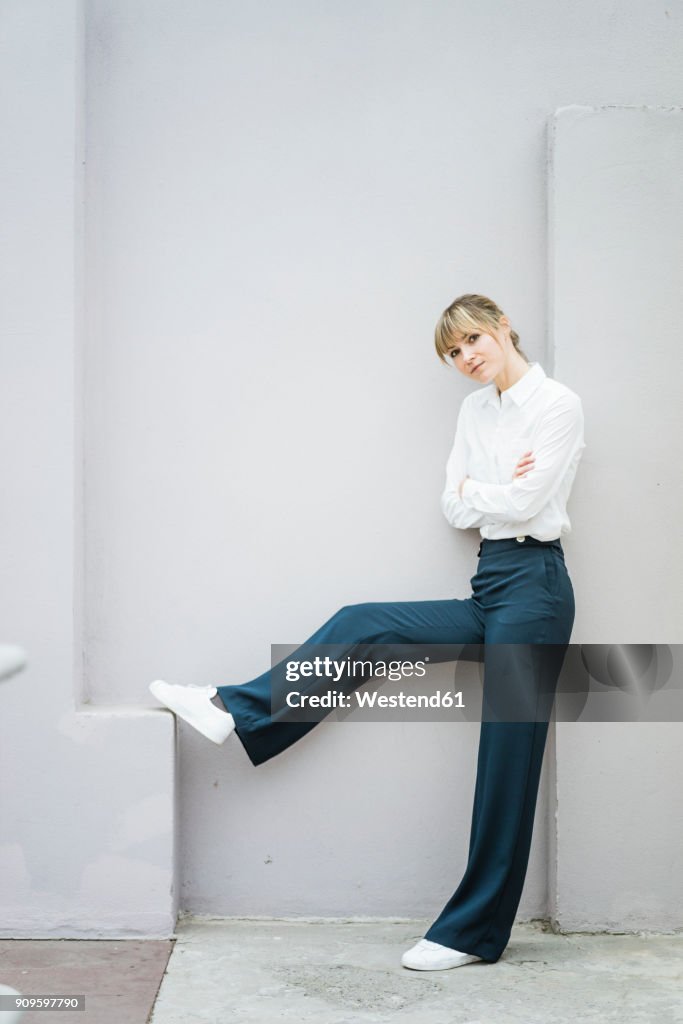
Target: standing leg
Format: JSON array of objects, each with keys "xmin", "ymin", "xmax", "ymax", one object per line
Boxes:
[
  {"xmin": 217, "ymin": 597, "xmax": 484, "ymax": 766},
  {"xmin": 423, "ymin": 542, "xmax": 575, "ymax": 963},
  {"xmin": 424, "ymin": 713, "xmax": 556, "ymax": 961}
]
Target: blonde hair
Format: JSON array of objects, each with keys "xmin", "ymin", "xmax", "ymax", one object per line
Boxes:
[{"xmin": 434, "ymin": 293, "xmax": 529, "ymax": 364}]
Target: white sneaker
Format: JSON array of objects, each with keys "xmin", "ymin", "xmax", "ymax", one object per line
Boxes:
[
  {"xmin": 401, "ymin": 938, "xmax": 484, "ymax": 971},
  {"xmin": 149, "ymin": 680, "xmax": 236, "ymax": 745}
]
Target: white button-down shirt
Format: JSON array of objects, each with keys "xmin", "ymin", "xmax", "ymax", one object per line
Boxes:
[{"xmin": 441, "ymin": 362, "xmax": 586, "ymax": 541}]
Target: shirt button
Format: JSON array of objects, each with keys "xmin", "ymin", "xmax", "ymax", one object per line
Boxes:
[{"xmin": 516, "ymin": 536, "xmax": 526, "ymax": 543}]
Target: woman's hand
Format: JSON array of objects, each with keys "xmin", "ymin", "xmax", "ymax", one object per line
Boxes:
[{"xmin": 513, "ymin": 451, "xmax": 535, "ymax": 479}]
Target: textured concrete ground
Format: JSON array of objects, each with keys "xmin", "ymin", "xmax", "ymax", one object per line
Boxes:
[
  {"xmin": 1, "ymin": 921, "xmax": 681, "ymax": 1023},
  {"xmin": 150, "ymin": 918, "xmax": 683, "ymax": 1024}
]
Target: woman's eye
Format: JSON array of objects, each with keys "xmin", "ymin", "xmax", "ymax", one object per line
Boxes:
[
  {"xmin": 468, "ymin": 334, "xmax": 479, "ymax": 342},
  {"xmin": 450, "ymin": 349, "xmax": 460, "ymax": 358}
]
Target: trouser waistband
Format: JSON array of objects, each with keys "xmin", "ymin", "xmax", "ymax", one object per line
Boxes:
[{"xmin": 478, "ymin": 536, "xmax": 563, "ymax": 557}]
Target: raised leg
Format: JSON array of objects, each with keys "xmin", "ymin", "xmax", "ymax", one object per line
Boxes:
[{"xmin": 217, "ymin": 597, "xmax": 485, "ymax": 766}]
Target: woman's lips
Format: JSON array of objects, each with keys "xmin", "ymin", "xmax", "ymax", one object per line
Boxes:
[{"xmin": 471, "ymin": 362, "xmax": 484, "ymax": 374}]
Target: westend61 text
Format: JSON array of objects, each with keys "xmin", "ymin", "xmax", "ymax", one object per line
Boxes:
[{"xmin": 285, "ymin": 690, "xmax": 465, "ymax": 709}]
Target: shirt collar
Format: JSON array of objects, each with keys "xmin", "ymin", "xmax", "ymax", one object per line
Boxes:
[{"xmin": 484, "ymin": 361, "xmax": 546, "ymax": 407}]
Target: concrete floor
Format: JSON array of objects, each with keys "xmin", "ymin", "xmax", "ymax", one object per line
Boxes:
[
  {"xmin": 1, "ymin": 920, "xmax": 682, "ymax": 1023},
  {"xmin": 150, "ymin": 917, "xmax": 683, "ymax": 1024}
]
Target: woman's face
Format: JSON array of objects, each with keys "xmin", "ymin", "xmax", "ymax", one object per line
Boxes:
[{"xmin": 446, "ymin": 325, "xmax": 506, "ymax": 383}]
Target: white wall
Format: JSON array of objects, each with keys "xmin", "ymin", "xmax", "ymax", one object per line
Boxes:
[
  {"xmin": 83, "ymin": 0, "xmax": 562, "ymax": 923},
  {"xmin": 0, "ymin": 0, "xmax": 176, "ymax": 938},
  {"xmin": 1, "ymin": 0, "xmax": 681, "ymax": 937},
  {"xmin": 551, "ymin": 105, "xmax": 683, "ymax": 930}
]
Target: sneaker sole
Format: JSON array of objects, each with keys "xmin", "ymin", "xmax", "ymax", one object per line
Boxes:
[{"xmin": 401, "ymin": 953, "xmax": 482, "ymax": 971}]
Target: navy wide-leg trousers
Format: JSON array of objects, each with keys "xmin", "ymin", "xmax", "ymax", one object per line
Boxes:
[{"xmin": 217, "ymin": 536, "xmax": 575, "ymax": 963}]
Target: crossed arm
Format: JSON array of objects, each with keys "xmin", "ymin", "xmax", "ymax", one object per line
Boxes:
[{"xmin": 441, "ymin": 394, "xmax": 585, "ymax": 529}]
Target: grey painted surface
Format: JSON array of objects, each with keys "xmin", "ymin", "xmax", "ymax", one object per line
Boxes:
[
  {"xmin": 83, "ymin": 0, "xmax": 560, "ymax": 924},
  {"xmin": 0, "ymin": 1, "xmax": 176, "ymax": 937},
  {"xmin": 551, "ymin": 105, "xmax": 683, "ymax": 931},
  {"xmin": 0, "ymin": 1, "xmax": 682, "ymax": 938}
]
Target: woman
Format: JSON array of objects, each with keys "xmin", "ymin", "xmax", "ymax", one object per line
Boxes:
[{"xmin": 150, "ymin": 293, "xmax": 585, "ymax": 971}]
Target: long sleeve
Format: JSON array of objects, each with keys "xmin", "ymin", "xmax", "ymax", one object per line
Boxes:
[
  {"xmin": 441, "ymin": 402, "xmax": 490, "ymax": 530},
  {"xmin": 460, "ymin": 393, "xmax": 585, "ymax": 523}
]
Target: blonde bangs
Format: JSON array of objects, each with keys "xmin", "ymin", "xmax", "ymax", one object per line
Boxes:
[{"xmin": 434, "ymin": 303, "xmax": 493, "ymax": 362}]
